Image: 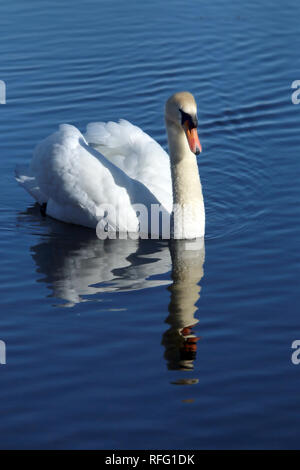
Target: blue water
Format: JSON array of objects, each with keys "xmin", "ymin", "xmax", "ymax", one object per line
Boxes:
[{"xmin": 1, "ymin": 0, "xmax": 300, "ymax": 449}]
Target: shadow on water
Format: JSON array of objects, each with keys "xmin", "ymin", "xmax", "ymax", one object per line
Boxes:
[{"xmin": 19, "ymin": 205, "xmax": 205, "ymax": 380}]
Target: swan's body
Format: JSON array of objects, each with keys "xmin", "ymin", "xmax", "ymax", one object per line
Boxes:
[{"xmin": 16, "ymin": 92, "xmax": 205, "ymax": 238}]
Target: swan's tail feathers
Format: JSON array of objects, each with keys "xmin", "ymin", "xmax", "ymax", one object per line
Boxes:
[{"xmin": 15, "ymin": 164, "xmax": 47, "ymax": 205}]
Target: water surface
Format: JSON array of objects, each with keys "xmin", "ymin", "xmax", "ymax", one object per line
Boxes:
[{"xmin": 0, "ymin": 0, "xmax": 300, "ymax": 449}]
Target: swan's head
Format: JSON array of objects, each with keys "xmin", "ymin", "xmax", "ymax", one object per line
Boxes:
[{"xmin": 165, "ymin": 91, "xmax": 202, "ymax": 155}]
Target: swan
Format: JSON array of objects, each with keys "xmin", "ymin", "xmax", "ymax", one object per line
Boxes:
[{"xmin": 15, "ymin": 91, "xmax": 205, "ymax": 238}]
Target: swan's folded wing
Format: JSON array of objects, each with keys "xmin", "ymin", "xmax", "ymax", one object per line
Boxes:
[
  {"xmin": 27, "ymin": 124, "xmax": 139, "ymax": 230},
  {"xmin": 85, "ymin": 119, "xmax": 172, "ymax": 213}
]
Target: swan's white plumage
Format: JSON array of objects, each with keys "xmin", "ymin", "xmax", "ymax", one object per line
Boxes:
[
  {"xmin": 15, "ymin": 92, "xmax": 205, "ymax": 238},
  {"xmin": 85, "ymin": 119, "xmax": 172, "ymax": 213},
  {"xmin": 15, "ymin": 123, "xmax": 172, "ymax": 231}
]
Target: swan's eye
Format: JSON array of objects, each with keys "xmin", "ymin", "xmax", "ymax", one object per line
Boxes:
[{"xmin": 179, "ymin": 109, "xmax": 198, "ymax": 129}]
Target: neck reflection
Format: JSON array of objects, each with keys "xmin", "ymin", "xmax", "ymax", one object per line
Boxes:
[{"xmin": 162, "ymin": 239, "xmax": 205, "ymax": 381}]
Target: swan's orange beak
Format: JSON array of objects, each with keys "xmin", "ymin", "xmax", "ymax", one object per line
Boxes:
[{"xmin": 183, "ymin": 121, "xmax": 202, "ymax": 155}]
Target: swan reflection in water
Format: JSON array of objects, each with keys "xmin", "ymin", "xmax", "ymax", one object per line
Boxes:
[
  {"xmin": 25, "ymin": 206, "xmax": 205, "ymax": 378},
  {"xmin": 164, "ymin": 239, "xmax": 205, "ymax": 378},
  {"xmin": 31, "ymin": 228, "xmax": 171, "ymax": 306}
]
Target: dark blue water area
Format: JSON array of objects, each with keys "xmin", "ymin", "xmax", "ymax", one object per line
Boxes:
[{"xmin": 1, "ymin": 0, "xmax": 300, "ymax": 449}]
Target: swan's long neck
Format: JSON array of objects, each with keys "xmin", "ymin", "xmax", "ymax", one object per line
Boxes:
[{"xmin": 166, "ymin": 119, "xmax": 205, "ymax": 239}]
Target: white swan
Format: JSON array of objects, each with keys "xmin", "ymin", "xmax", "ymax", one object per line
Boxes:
[{"xmin": 15, "ymin": 92, "xmax": 205, "ymax": 238}]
